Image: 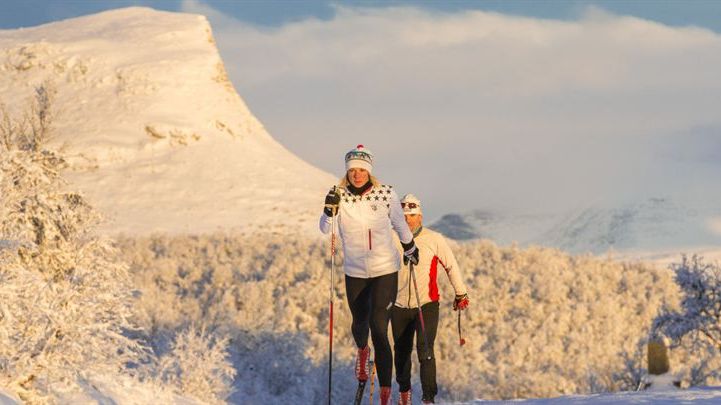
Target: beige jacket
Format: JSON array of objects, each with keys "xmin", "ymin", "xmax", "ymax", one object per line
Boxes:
[{"xmin": 395, "ymin": 227, "xmax": 467, "ymax": 309}]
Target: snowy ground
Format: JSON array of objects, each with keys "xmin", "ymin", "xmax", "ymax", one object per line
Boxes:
[
  {"xmin": 0, "ymin": 373, "xmax": 201, "ymax": 404},
  {"xmin": 470, "ymin": 388, "xmax": 721, "ymax": 404},
  {"xmin": 4, "ymin": 386, "xmax": 721, "ymax": 404}
]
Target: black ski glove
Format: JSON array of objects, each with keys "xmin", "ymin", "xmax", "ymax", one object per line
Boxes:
[
  {"xmin": 323, "ymin": 187, "xmax": 340, "ymax": 217},
  {"xmin": 401, "ymin": 239, "xmax": 419, "ymax": 265}
]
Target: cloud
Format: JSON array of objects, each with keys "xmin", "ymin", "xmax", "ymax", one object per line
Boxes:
[
  {"xmin": 181, "ymin": 1, "xmax": 721, "ymax": 218},
  {"xmin": 708, "ymin": 218, "xmax": 721, "ymax": 237}
]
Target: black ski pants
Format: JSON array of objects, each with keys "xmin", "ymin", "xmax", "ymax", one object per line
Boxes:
[
  {"xmin": 345, "ymin": 272, "xmax": 398, "ymax": 387},
  {"xmin": 391, "ymin": 301, "xmax": 439, "ymax": 400}
]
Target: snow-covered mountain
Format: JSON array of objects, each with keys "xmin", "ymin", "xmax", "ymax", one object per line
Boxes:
[
  {"xmin": 431, "ymin": 197, "xmax": 721, "ymax": 258},
  {"xmin": 0, "ymin": 7, "xmax": 335, "ymax": 235},
  {"xmin": 430, "ymin": 210, "xmax": 558, "ymax": 246}
]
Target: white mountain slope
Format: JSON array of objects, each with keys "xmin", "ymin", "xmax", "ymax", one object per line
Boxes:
[
  {"xmin": 431, "ymin": 197, "xmax": 721, "ymax": 260},
  {"xmin": 0, "ymin": 7, "xmax": 335, "ymax": 235}
]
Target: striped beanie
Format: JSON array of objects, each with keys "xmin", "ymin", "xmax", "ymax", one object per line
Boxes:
[{"xmin": 345, "ymin": 144, "xmax": 374, "ymax": 173}]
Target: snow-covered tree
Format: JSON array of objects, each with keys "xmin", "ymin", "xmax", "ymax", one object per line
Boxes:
[
  {"xmin": 0, "ymin": 86, "xmax": 147, "ymax": 403},
  {"xmin": 652, "ymin": 255, "xmax": 721, "ymax": 385},
  {"xmin": 653, "ymin": 255, "xmax": 721, "ymax": 350}
]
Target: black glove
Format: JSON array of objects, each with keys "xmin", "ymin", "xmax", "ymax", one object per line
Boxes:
[
  {"xmin": 401, "ymin": 239, "xmax": 419, "ymax": 265},
  {"xmin": 323, "ymin": 187, "xmax": 340, "ymax": 217}
]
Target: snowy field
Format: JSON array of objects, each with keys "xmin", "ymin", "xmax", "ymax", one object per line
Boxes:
[
  {"xmin": 4, "ymin": 385, "xmax": 721, "ymax": 404},
  {"xmin": 472, "ymin": 388, "xmax": 721, "ymax": 404}
]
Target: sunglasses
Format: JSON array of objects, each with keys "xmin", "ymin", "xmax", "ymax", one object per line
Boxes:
[{"xmin": 401, "ymin": 202, "xmax": 419, "ymax": 209}]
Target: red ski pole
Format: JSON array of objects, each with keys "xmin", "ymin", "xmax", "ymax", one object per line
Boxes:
[
  {"xmin": 458, "ymin": 311, "xmax": 466, "ymax": 346},
  {"xmin": 326, "ymin": 197, "xmax": 338, "ymax": 405}
]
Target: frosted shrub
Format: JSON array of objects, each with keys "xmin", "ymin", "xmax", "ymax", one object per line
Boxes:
[
  {"xmin": 119, "ymin": 234, "xmax": 680, "ymax": 402},
  {"xmin": 0, "ymin": 88, "xmax": 146, "ymax": 402},
  {"xmin": 156, "ymin": 327, "xmax": 235, "ymax": 404}
]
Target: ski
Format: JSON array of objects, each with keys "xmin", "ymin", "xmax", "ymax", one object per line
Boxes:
[
  {"xmin": 353, "ymin": 379, "xmax": 368, "ymax": 405},
  {"xmin": 368, "ymin": 361, "xmax": 377, "ymax": 404},
  {"xmin": 353, "ymin": 359, "xmax": 376, "ymax": 405}
]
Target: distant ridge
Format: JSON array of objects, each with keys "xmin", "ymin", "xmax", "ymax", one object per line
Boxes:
[{"xmin": 431, "ymin": 197, "xmax": 721, "ymax": 257}]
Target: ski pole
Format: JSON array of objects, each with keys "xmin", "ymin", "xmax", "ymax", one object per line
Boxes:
[
  {"xmin": 326, "ymin": 196, "xmax": 338, "ymax": 405},
  {"xmin": 457, "ymin": 310, "xmax": 466, "ymax": 346},
  {"xmin": 409, "ymin": 261, "xmax": 432, "ymax": 361},
  {"xmin": 368, "ymin": 361, "xmax": 377, "ymax": 405}
]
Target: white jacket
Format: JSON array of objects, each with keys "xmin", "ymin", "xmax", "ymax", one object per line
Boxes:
[
  {"xmin": 395, "ymin": 227, "xmax": 468, "ymax": 309},
  {"xmin": 320, "ymin": 184, "xmax": 413, "ymax": 279}
]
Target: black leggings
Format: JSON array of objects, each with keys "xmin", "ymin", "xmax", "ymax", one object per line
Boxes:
[
  {"xmin": 345, "ymin": 272, "xmax": 398, "ymax": 387},
  {"xmin": 391, "ymin": 301, "xmax": 439, "ymax": 399}
]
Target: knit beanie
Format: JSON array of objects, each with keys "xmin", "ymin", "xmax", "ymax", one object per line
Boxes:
[{"xmin": 344, "ymin": 144, "xmax": 374, "ymax": 173}]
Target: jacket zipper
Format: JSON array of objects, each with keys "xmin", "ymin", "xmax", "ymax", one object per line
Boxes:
[{"xmin": 368, "ymin": 229, "xmax": 372, "ymax": 250}]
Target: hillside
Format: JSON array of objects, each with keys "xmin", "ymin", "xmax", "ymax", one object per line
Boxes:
[
  {"xmin": 431, "ymin": 198, "xmax": 721, "ymax": 258},
  {"xmin": 0, "ymin": 7, "xmax": 335, "ymax": 236}
]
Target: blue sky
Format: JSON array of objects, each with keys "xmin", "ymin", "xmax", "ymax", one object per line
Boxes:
[
  {"xmin": 3, "ymin": 1, "xmax": 721, "ymax": 224},
  {"xmin": 2, "ymin": 1, "xmax": 721, "ymax": 33}
]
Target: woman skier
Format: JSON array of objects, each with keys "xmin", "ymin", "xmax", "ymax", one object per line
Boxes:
[{"xmin": 320, "ymin": 145, "xmax": 418, "ymax": 405}]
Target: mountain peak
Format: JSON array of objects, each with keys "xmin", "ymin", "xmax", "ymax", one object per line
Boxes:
[{"xmin": 1, "ymin": 8, "xmax": 335, "ymax": 235}]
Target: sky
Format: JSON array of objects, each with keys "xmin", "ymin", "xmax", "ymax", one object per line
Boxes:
[{"xmin": 2, "ymin": 1, "xmax": 721, "ymax": 221}]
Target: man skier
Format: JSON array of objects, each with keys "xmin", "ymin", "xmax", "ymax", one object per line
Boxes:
[
  {"xmin": 392, "ymin": 194, "xmax": 469, "ymax": 404},
  {"xmin": 320, "ymin": 145, "xmax": 418, "ymax": 405}
]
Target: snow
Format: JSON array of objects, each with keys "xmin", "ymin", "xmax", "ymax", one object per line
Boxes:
[
  {"xmin": 471, "ymin": 387, "xmax": 721, "ymax": 404},
  {"xmin": 0, "ymin": 7, "xmax": 335, "ymax": 236},
  {"xmin": 0, "ymin": 374, "xmax": 202, "ymax": 405},
  {"xmin": 4, "ymin": 383, "xmax": 721, "ymax": 404},
  {"xmin": 430, "ymin": 198, "xmax": 721, "ymax": 264},
  {"xmin": 0, "ymin": 389, "xmax": 18, "ymax": 405}
]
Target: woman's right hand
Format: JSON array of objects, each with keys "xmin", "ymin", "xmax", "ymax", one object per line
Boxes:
[{"xmin": 323, "ymin": 187, "xmax": 340, "ymax": 216}]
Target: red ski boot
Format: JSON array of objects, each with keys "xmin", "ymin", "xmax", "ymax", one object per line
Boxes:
[
  {"xmin": 380, "ymin": 386, "xmax": 392, "ymax": 405},
  {"xmin": 355, "ymin": 345, "xmax": 370, "ymax": 381},
  {"xmin": 398, "ymin": 389, "xmax": 411, "ymax": 405}
]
